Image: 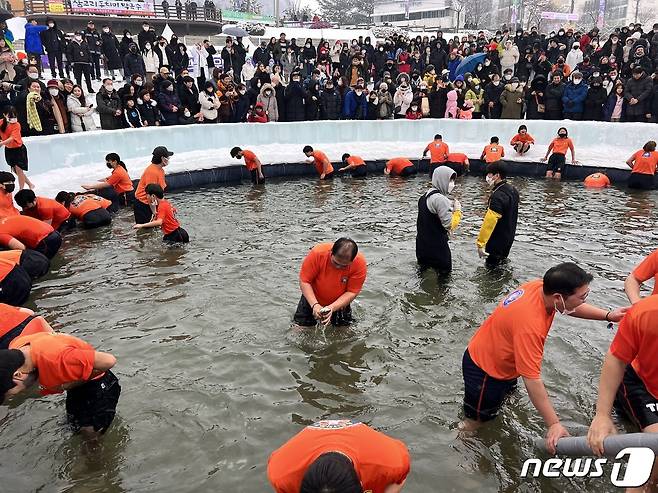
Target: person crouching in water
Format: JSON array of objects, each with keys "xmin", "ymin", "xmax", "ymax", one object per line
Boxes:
[
  {"xmin": 55, "ymin": 192, "xmax": 112, "ymax": 229},
  {"xmin": 132, "ymin": 184, "xmax": 189, "ymax": 243},
  {"xmin": 416, "ymin": 166, "xmax": 461, "ymax": 275}
]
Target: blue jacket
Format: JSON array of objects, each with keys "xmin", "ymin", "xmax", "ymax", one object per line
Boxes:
[
  {"xmin": 562, "ymin": 81, "xmax": 588, "ymax": 114},
  {"xmin": 448, "ymin": 58, "xmax": 461, "ymax": 81},
  {"xmin": 24, "ymin": 24, "xmax": 47, "ymax": 54},
  {"xmin": 342, "ymin": 89, "xmax": 367, "ymax": 119}
]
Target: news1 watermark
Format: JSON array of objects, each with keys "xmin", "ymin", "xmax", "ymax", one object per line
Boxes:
[{"xmin": 521, "ymin": 447, "xmax": 656, "ymax": 487}]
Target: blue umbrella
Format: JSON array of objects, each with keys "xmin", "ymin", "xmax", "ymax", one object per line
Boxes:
[{"xmin": 454, "ymin": 53, "xmax": 487, "ymax": 78}]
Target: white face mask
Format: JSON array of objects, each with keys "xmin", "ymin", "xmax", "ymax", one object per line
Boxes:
[
  {"xmin": 493, "ymin": 80, "xmax": 500, "ymax": 86},
  {"xmin": 48, "ymin": 23, "xmax": 54, "ymax": 28},
  {"xmin": 485, "ymin": 175, "xmax": 496, "ymax": 186},
  {"xmin": 127, "ymin": 34, "xmax": 133, "ymax": 39},
  {"xmin": 184, "ymin": 110, "xmax": 191, "ymax": 117},
  {"xmin": 135, "ymin": 80, "xmax": 143, "ymax": 86},
  {"xmin": 448, "ymin": 181, "xmax": 455, "ymax": 193},
  {"xmin": 555, "ymin": 294, "xmax": 576, "ymax": 315},
  {"xmin": 48, "ymin": 88, "xmax": 59, "ymax": 96},
  {"xmin": 75, "ymin": 35, "xmax": 82, "ymax": 42},
  {"xmin": 573, "ymin": 79, "xmax": 582, "ymax": 85},
  {"xmin": 103, "ymin": 28, "xmax": 110, "ymax": 33},
  {"xmin": 28, "ymin": 72, "xmax": 38, "ymax": 79},
  {"xmin": 8, "ymin": 118, "xmax": 17, "ymax": 124}
]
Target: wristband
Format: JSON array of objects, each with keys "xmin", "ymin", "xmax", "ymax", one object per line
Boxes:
[
  {"xmin": 311, "ymin": 302, "xmax": 320, "ymax": 309},
  {"xmin": 605, "ymin": 311, "xmax": 611, "ymax": 322}
]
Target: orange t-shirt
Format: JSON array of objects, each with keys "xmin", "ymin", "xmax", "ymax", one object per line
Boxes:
[
  {"xmin": 632, "ymin": 249, "xmax": 658, "ymax": 296},
  {"xmin": 0, "ymin": 215, "xmax": 53, "ymax": 248},
  {"xmin": 106, "ymin": 166, "xmax": 134, "ymax": 194},
  {"xmin": 68, "ymin": 194, "xmax": 111, "ymax": 220},
  {"xmin": 311, "ymin": 150, "xmax": 334, "ymax": 176},
  {"xmin": 630, "ymin": 150, "xmax": 658, "ymax": 175},
  {"xmin": 482, "ymin": 144, "xmax": 505, "ymax": 163},
  {"xmin": 346, "ymin": 155, "xmax": 366, "ymax": 167},
  {"xmin": 0, "ymin": 120, "xmax": 23, "ymax": 148},
  {"xmin": 22, "ymin": 196, "xmax": 71, "ymax": 230},
  {"xmin": 156, "ymin": 198, "xmax": 180, "ymax": 234},
  {"xmin": 242, "ymin": 150, "xmax": 259, "ymax": 171},
  {"xmin": 0, "ymin": 190, "xmax": 19, "ymax": 218},
  {"xmin": 550, "ymin": 137, "xmax": 574, "ymax": 155},
  {"xmin": 610, "ymin": 295, "xmax": 658, "ymax": 398},
  {"xmin": 135, "ymin": 164, "xmax": 166, "ymax": 204},
  {"xmin": 267, "ymin": 420, "xmax": 410, "ymax": 493},
  {"xmin": 468, "ymin": 280, "xmax": 555, "ymax": 380},
  {"xmin": 9, "ymin": 332, "xmax": 97, "ymax": 395},
  {"xmin": 510, "ymin": 133, "xmax": 535, "ymax": 145},
  {"xmin": 0, "ymin": 257, "xmax": 17, "ymax": 281},
  {"xmin": 583, "ymin": 173, "xmax": 610, "ymax": 188},
  {"xmin": 0, "ymin": 249, "xmax": 21, "ymax": 264},
  {"xmin": 386, "ymin": 158, "xmax": 414, "ymax": 175},
  {"xmin": 299, "ymin": 242, "xmax": 367, "ymax": 306},
  {"xmin": 426, "ymin": 140, "xmax": 449, "ymax": 164},
  {"xmin": 0, "ymin": 303, "xmax": 50, "ymax": 341},
  {"xmin": 447, "ymin": 152, "xmax": 468, "ymax": 164}
]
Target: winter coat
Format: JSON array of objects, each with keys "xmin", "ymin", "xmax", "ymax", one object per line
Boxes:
[
  {"xmin": 84, "ymin": 29, "xmax": 102, "ymax": 56},
  {"xmin": 545, "ymin": 82, "xmax": 565, "ymax": 114},
  {"xmin": 377, "ymin": 90, "xmax": 394, "ymax": 119},
  {"xmin": 66, "ymin": 95, "xmax": 96, "ymax": 132},
  {"xmin": 40, "ymin": 26, "xmax": 65, "ymax": 54},
  {"xmin": 319, "ymin": 88, "xmax": 341, "ymax": 120},
  {"xmin": 624, "ymin": 73, "xmax": 653, "ymax": 117},
  {"xmin": 143, "ymin": 49, "xmax": 159, "ymax": 73},
  {"xmin": 429, "ymin": 86, "xmax": 448, "ymax": 118},
  {"xmin": 158, "ymin": 90, "xmax": 181, "ymax": 125},
  {"xmin": 232, "ymin": 94, "xmax": 250, "ymax": 123},
  {"xmin": 101, "ymin": 32, "xmax": 122, "ymax": 70},
  {"xmin": 172, "ymin": 49, "xmax": 189, "ymax": 74},
  {"xmin": 562, "ymin": 81, "xmax": 588, "ymax": 114},
  {"xmin": 582, "ymin": 85, "xmax": 607, "ymax": 120},
  {"xmin": 68, "ymin": 40, "xmax": 91, "ymax": 64},
  {"xmin": 273, "ymin": 83, "xmax": 286, "ymax": 122},
  {"xmin": 178, "ymin": 85, "xmax": 199, "ymax": 113},
  {"xmin": 124, "ymin": 53, "xmax": 146, "ymax": 79},
  {"xmin": 393, "ymin": 85, "xmax": 413, "ymax": 116},
  {"xmin": 137, "ymin": 99, "xmax": 161, "ymax": 126},
  {"xmin": 445, "ymin": 90, "xmax": 458, "ymax": 118},
  {"xmin": 525, "ymin": 75, "xmax": 547, "ymax": 120},
  {"xmin": 95, "ymin": 89, "xmax": 124, "ymax": 130},
  {"xmin": 256, "ymin": 83, "xmax": 279, "ymax": 122},
  {"xmin": 25, "ymin": 24, "xmax": 47, "ymax": 54},
  {"xmin": 342, "ymin": 89, "xmax": 367, "ymax": 119},
  {"xmin": 499, "ymin": 84, "xmax": 524, "ymax": 119},
  {"xmin": 483, "ymin": 81, "xmax": 504, "ymax": 117},
  {"xmin": 137, "ymin": 29, "xmax": 156, "ymax": 51},
  {"xmin": 198, "ymin": 90, "xmax": 219, "ymax": 120},
  {"xmin": 500, "ymin": 45, "xmax": 520, "ymax": 68},
  {"xmin": 284, "ymin": 81, "xmax": 306, "ymax": 122}
]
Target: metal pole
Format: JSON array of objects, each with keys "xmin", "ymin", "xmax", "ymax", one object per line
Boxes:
[{"xmin": 274, "ymin": 0, "xmax": 280, "ymax": 26}]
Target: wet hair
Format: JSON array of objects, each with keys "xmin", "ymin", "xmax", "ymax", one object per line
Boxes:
[
  {"xmin": 518, "ymin": 124, "xmax": 527, "ymax": 132},
  {"xmin": 0, "ymin": 349, "xmax": 25, "ymax": 404},
  {"xmin": 300, "ymin": 452, "xmax": 362, "ymax": 493},
  {"xmin": 0, "ymin": 171, "xmax": 15, "ymax": 183},
  {"xmin": 434, "ymin": 134, "xmax": 442, "ymax": 140},
  {"xmin": 230, "ymin": 146, "xmax": 242, "ymax": 158},
  {"xmin": 0, "ymin": 107, "xmax": 16, "ymax": 132},
  {"xmin": 14, "ymin": 189, "xmax": 36, "ymax": 207},
  {"xmin": 303, "ymin": 145, "xmax": 313, "ymax": 154},
  {"xmin": 486, "ymin": 161, "xmax": 507, "ymax": 179},
  {"xmin": 543, "ymin": 262, "xmax": 593, "ymax": 296},
  {"xmin": 644, "ymin": 141, "xmax": 657, "ymax": 152},
  {"xmin": 557, "ymin": 127, "xmax": 568, "ymax": 136},
  {"xmin": 490, "ymin": 136, "xmax": 499, "ymax": 143},
  {"xmin": 145, "ymin": 183, "xmax": 164, "ymax": 199},
  {"xmin": 331, "ymin": 238, "xmax": 359, "ymax": 261},
  {"xmin": 341, "ymin": 153, "xmax": 350, "ymax": 162},
  {"xmin": 55, "ymin": 191, "xmax": 75, "ymax": 207}
]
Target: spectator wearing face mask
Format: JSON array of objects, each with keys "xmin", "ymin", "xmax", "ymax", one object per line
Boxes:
[
  {"xmin": 624, "ymin": 67, "xmax": 653, "ymax": 123},
  {"xmin": 500, "ymin": 40, "xmax": 520, "ymax": 76},
  {"xmin": 96, "ymin": 78, "xmax": 123, "ymax": 130},
  {"xmin": 566, "ymin": 42, "xmax": 583, "ymax": 70},
  {"xmin": 40, "ymin": 18, "xmax": 65, "ymax": 80},
  {"xmin": 284, "ymin": 71, "xmax": 305, "ymax": 122},
  {"xmin": 499, "ymin": 77, "xmax": 524, "ymax": 119},
  {"xmin": 124, "ymin": 44, "xmax": 146, "ymax": 81},
  {"xmin": 136, "ymin": 90, "xmax": 161, "ymax": 126},
  {"xmin": 68, "ymin": 31, "xmax": 94, "ymax": 94},
  {"xmin": 544, "ymin": 73, "xmax": 565, "ymax": 120},
  {"xmin": 484, "ymin": 73, "xmax": 504, "ymax": 119},
  {"xmin": 393, "ymin": 76, "xmax": 413, "ymax": 119},
  {"xmin": 256, "ymin": 83, "xmax": 278, "ymax": 122},
  {"xmin": 343, "ymin": 85, "xmax": 367, "ymax": 120},
  {"xmin": 157, "ymin": 80, "xmax": 181, "ymax": 126},
  {"xmin": 562, "ymin": 72, "xmax": 588, "ymax": 120},
  {"xmin": 582, "ymin": 77, "xmax": 607, "ymax": 121},
  {"xmin": 66, "ymin": 84, "xmax": 96, "ymax": 132},
  {"xmin": 100, "ymin": 25, "xmax": 122, "ymax": 81},
  {"xmin": 24, "ymin": 20, "xmax": 47, "ymax": 77},
  {"xmin": 45, "ymin": 80, "xmax": 68, "ymax": 134}
]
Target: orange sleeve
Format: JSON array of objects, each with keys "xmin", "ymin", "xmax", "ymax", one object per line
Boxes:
[
  {"xmin": 513, "ymin": 328, "xmax": 545, "ymax": 379},
  {"xmin": 610, "ymin": 312, "xmax": 639, "ymax": 364},
  {"xmin": 106, "ymin": 171, "xmax": 121, "ymax": 186},
  {"xmin": 299, "ymin": 250, "xmax": 320, "ymax": 284},
  {"xmin": 633, "ymin": 250, "xmax": 658, "ymax": 283},
  {"xmin": 346, "ymin": 255, "xmax": 367, "ymax": 295},
  {"xmin": 510, "ymin": 134, "xmax": 519, "ymax": 144},
  {"xmin": 528, "ymin": 134, "xmax": 535, "ymax": 144},
  {"xmin": 156, "ymin": 201, "xmax": 170, "ymax": 221},
  {"xmin": 0, "ymin": 233, "xmax": 14, "ymax": 246}
]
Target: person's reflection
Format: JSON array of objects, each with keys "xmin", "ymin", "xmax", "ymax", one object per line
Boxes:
[
  {"xmin": 541, "ymin": 180, "xmax": 568, "ymax": 218},
  {"xmin": 312, "ymin": 178, "xmax": 334, "ymax": 208},
  {"xmin": 472, "ymin": 264, "xmax": 516, "ymax": 303},
  {"xmin": 405, "ymin": 267, "xmax": 452, "ymax": 311},
  {"xmin": 245, "ymin": 185, "xmax": 266, "ymax": 214},
  {"xmin": 623, "ymin": 191, "xmax": 656, "ymax": 226}
]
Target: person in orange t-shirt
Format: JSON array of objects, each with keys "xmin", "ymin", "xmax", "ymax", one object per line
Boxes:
[
  {"xmin": 462, "ymin": 263, "xmax": 627, "ymax": 453},
  {"xmin": 445, "ymin": 152, "xmax": 470, "ymax": 176},
  {"xmin": 588, "ymin": 295, "xmax": 658, "ymax": 457},
  {"xmin": 0, "ymin": 108, "xmax": 34, "ymax": 190},
  {"xmin": 295, "ymin": 238, "xmax": 367, "ymax": 327},
  {"xmin": 625, "ymin": 248, "xmax": 658, "ymax": 304},
  {"xmin": 268, "ymin": 420, "xmax": 410, "ymax": 493},
  {"xmin": 0, "ymin": 249, "xmax": 50, "ymax": 280},
  {"xmin": 385, "ymin": 157, "xmax": 416, "ymax": 177},
  {"xmin": 338, "ymin": 153, "xmax": 367, "ymax": 178},
  {"xmin": 14, "ymin": 189, "xmax": 73, "ymax": 231},
  {"xmin": 230, "ymin": 147, "xmax": 265, "ymax": 184},
  {"xmin": 541, "ymin": 127, "xmax": 576, "ymax": 181},
  {"xmin": 480, "ymin": 136, "xmax": 505, "ymax": 164},
  {"xmin": 0, "ymin": 257, "xmax": 32, "ymax": 306},
  {"xmin": 423, "ymin": 133, "xmax": 450, "ymax": 174},
  {"xmin": 1, "ymin": 332, "xmax": 120, "ymax": 438},
  {"xmin": 303, "ymin": 145, "xmax": 334, "ymax": 180},
  {"xmin": 134, "ymin": 146, "xmax": 171, "ymax": 224},
  {"xmin": 510, "ymin": 124, "xmax": 535, "ymax": 155},
  {"xmin": 132, "ymin": 184, "xmax": 189, "ymax": 243},
  {"xmin": 0, "ymin": 215, "xmax": 61, "ymax": 259},
  {"xmin": 0, "ymin": 171, "xmax": 19, "ymax": 218},
  {"xmin": 626, "ymin": 141, "xmax": 658, "ymax": 190},
  {"xmin": 82, "ymin": 153, "xmax": 135, "ymax": 207},
  {"xmin": 55, "ymin": 192, "xmax": 112, "ymax": 229},
  {"xmin": 0, "ymin": 304, "xmax": 53, "ymax": 349}
]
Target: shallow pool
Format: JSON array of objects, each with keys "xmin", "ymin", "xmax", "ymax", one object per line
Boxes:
[{"xmin": 1, "ymin": 174, "xmax": 657, "ymax": 492}]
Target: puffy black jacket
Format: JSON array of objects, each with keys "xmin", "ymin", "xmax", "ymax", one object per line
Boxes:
[
  {"xmin": 320, "ymin": 89, "xmax": 341, "ymax": 120},
  {"xmin": 40, "ymin": 26, "xmax": 65, "ymax": 53},
  {"xmin": 544, "ymin": 82, "xmax": 565, "ymax": 113},
  {"xmin": 68, "ymin": 40, "xmax": 91, "ymax": 64},
  {"xmin": 123, "ymin": 53, "xmax": 146, "ymax": 79}
]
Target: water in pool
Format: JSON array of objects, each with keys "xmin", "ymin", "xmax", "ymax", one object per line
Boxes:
[{"xmin": 1, "ymin": 174, "xmax": 656, "ymax": 492}]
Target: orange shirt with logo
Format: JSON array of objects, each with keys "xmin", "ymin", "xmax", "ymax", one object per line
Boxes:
[
  {"xmin": 550, "ymin": 137, "xmax": 574, "ymax": 155},
  {"xmin": 242, "ymin": 150, "xmax": 259, "ymax": 171},
  {"xmin": 632, "ymin": 249, "xmax": 658, "ymax": 296},
  {"xmin": 0, "ymin": 191, "xmax": 18, "ymax": 218},
  {"xmin": 0, "ymin": 121, "xmax": 23, "ymax": 148},
  {"xmin": 299, "ymin": 243, "xmax": 367, "ymax": 306},
  {"xmin": 386, "ymin": 158, "xmax": 414, "ymax": 175},
  {"xmin": 426, "ymin": 140, "xmax": 449, "ymax": 163},
  {"xmin": 346, "ymin": 155, "xmax": 366, "ymax": 167},
  {"xmin": 0, "ymin": 303, "xmax": 50, "ymax": 340},
  {"xmin": 106, "ymin": 166, "xmax": 134, "ymax": 193},
  {"xmin": 9, "ymin": 332, "xmax": 97, "ymax": 395},
  {"xmin": 267, "ymin": 420, "xmax": 410, "ymax": 493},
  {"xmin": 135, "ymin": 164, "xmax": 166, "ymax": 204},
  {"xmin": 482, "ymin": 144, "xmax": 505, "ymax": 163},
  {"xmin": 447, "ymin": 152, "xmax": 468, "ymax": 164},
  {"xmin": 468, "ymin": 280, "xmax": 555, "ymax": 380},
  {"xmin": 610, "ymin": 295, "xmax": 658, "ymax": 398},
  {"xmin": 311, "ymin": 150, "xmax": 334, "ymax": 176},
  {"xmin": 510, "ymin": 133, "xmax": 535, "ymax": 145},
  {"xmin": 156, "ymin": 199, "xmax": 180, "ymax": 234},
  {"xmin": 22, "ymin": 196, "xmax": 71, "ymax": 230},
  {"xmin": 630, "ymin": 150, "xmax": 658, "ymax": 175},
  {"xmin": 68, "ymin": 194, "xmax": 111, "ymax": 220},
  {"xmin": 0, "ymin": 215, "xmax": 53, "ymax": 248}
]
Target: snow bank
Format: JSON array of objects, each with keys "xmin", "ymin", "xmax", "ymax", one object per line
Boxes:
[{"xmin": 20, "ymin": 119, "xmax": 654, "ymax": 198}]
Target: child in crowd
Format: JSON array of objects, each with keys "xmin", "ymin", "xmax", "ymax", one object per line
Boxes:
[{"xmin": 132, "ymin": 184, "xmax": 189, "ymax": 243}]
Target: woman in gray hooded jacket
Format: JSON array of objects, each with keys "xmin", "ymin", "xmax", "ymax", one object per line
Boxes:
[
  {"xmin": 416, "ymin": 166, "xmax": 462, "ymax": 275},
  {"xmin": 256, "ymin": 83, "xmax": 279, "ymax": 122}
]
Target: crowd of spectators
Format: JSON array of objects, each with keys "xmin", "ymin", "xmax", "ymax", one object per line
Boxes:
[{"xmin": 1, "ymin": 18, "xmax": 657, "ymax": 134}]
